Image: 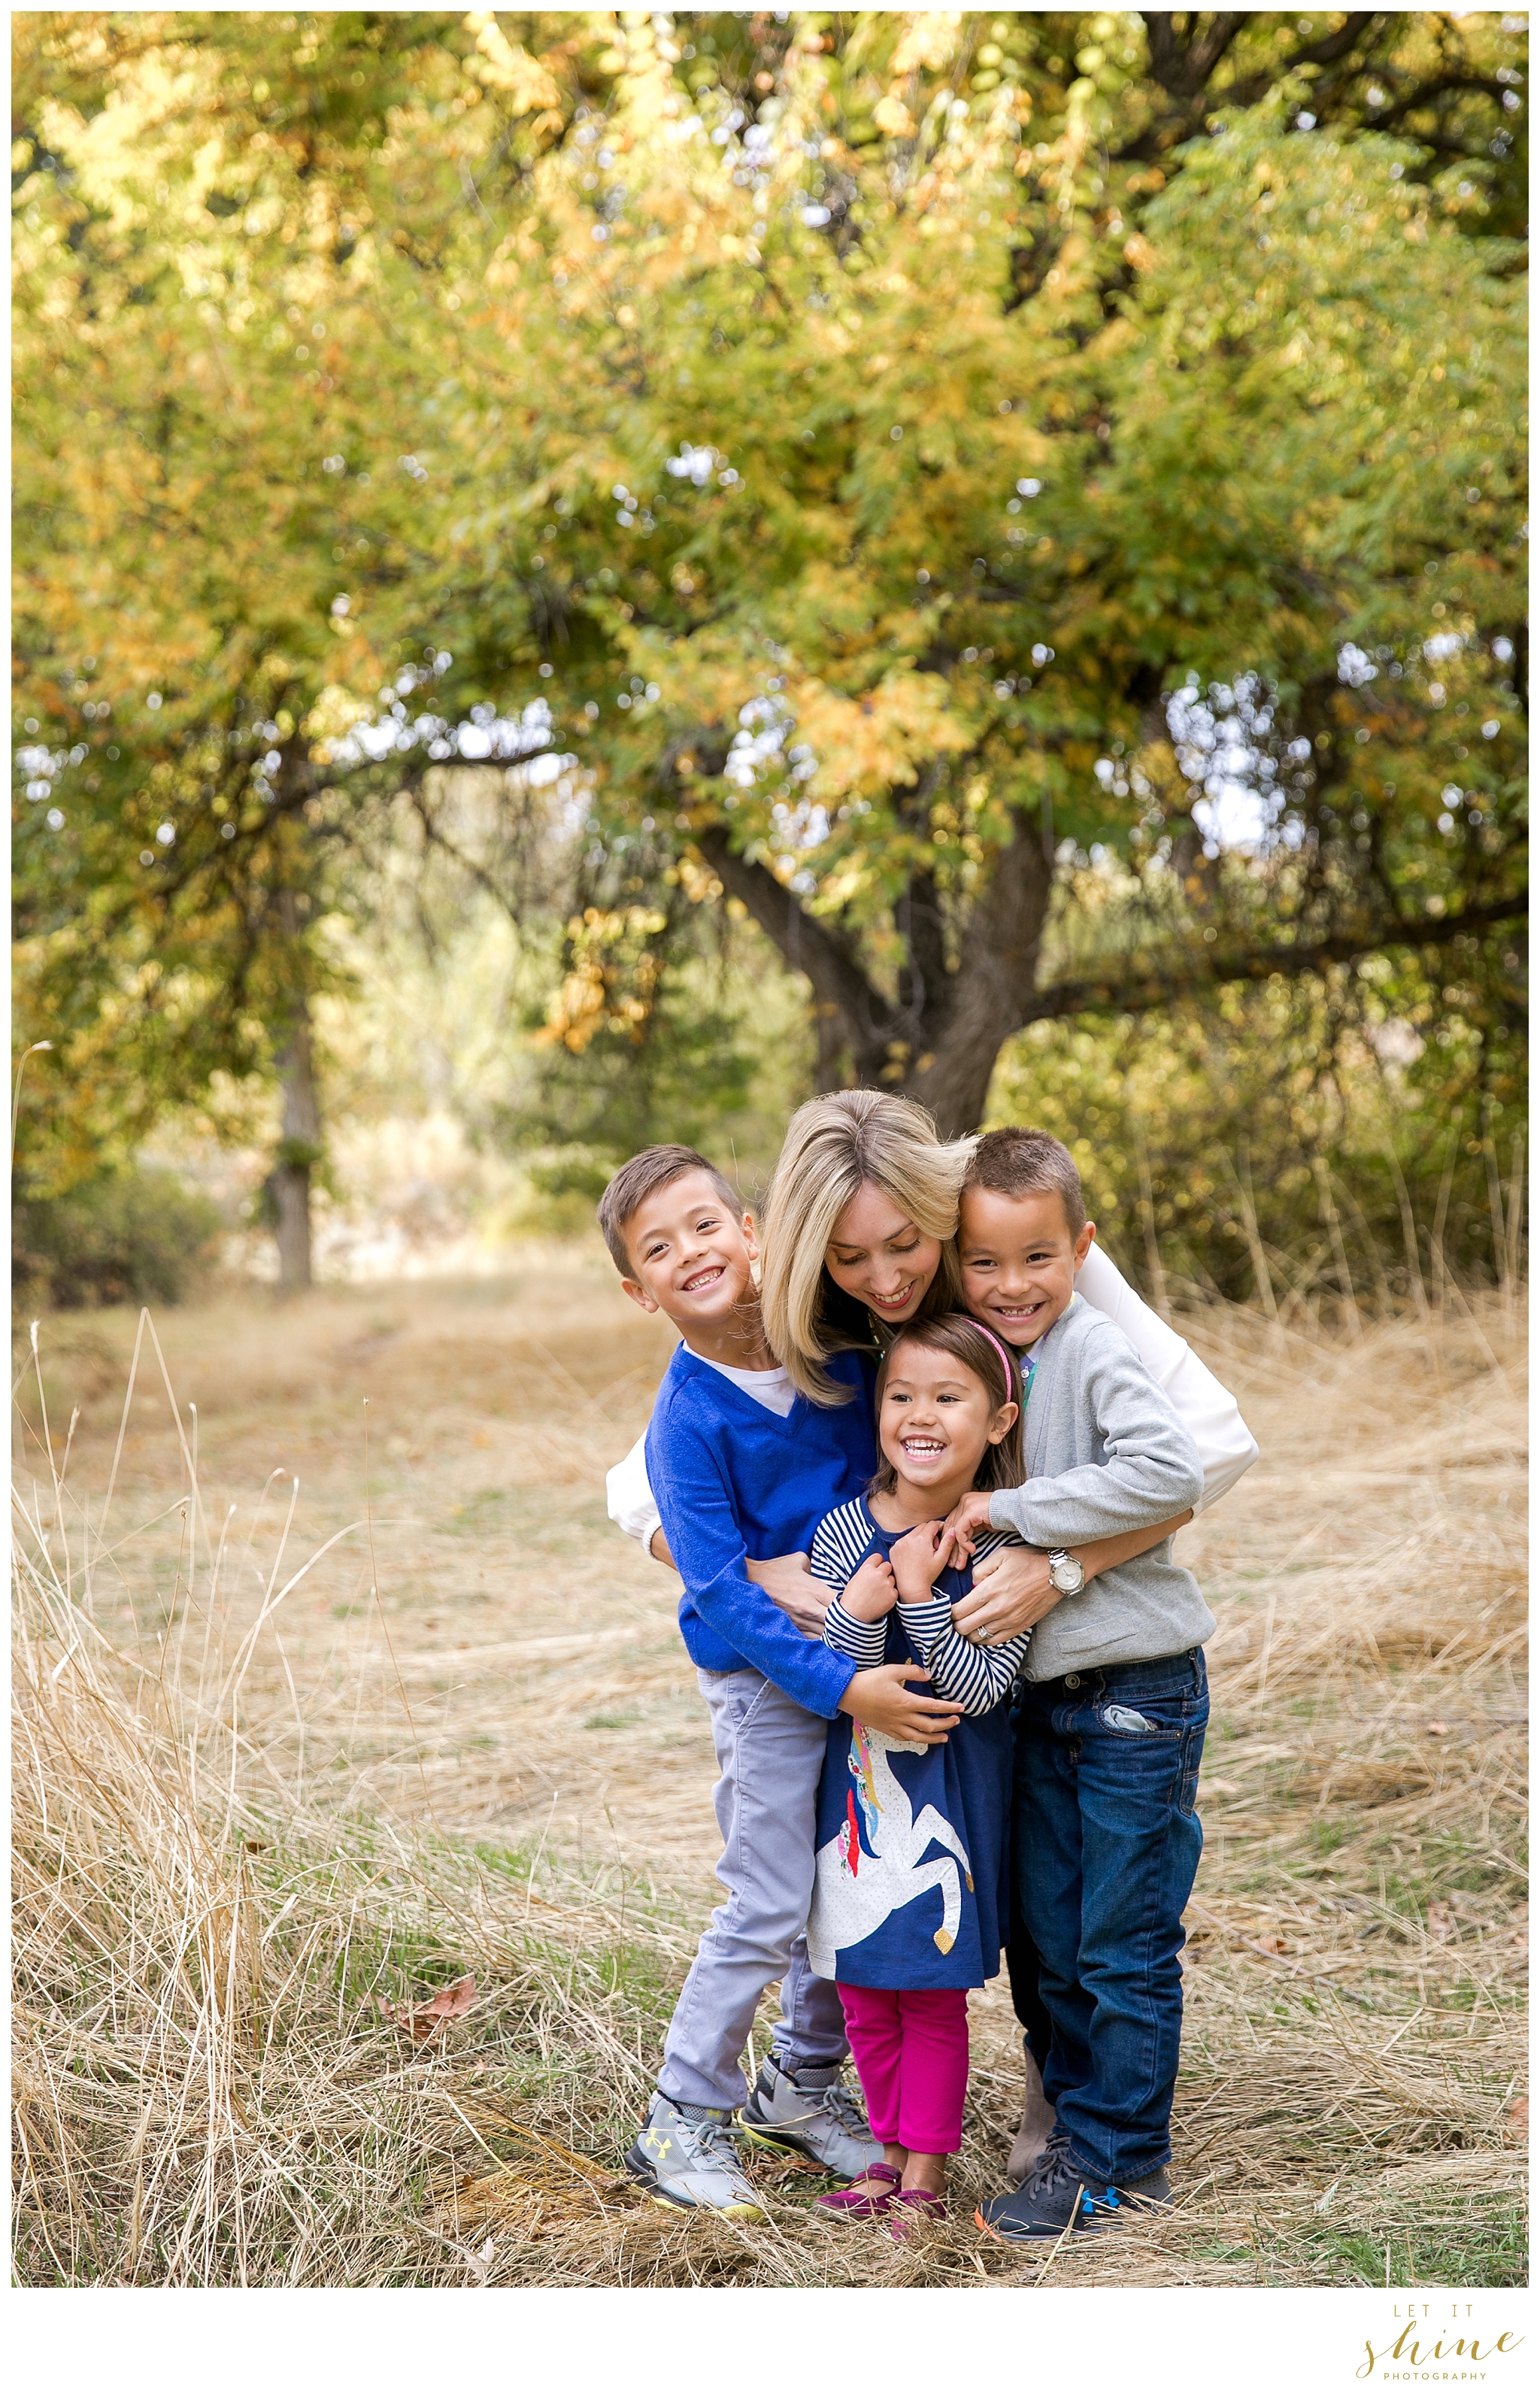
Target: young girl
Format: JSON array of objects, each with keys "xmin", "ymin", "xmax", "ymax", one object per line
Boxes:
[{"xmin": 804, "ymin": 1312, "xmax": 1033, "ymax": 2229}]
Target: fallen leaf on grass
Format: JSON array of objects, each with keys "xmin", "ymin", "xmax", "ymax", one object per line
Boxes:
[
  {"xmin": 1503, "ymin": 2097, "xmax": 1527, "ymax": 2144},
  {"xmin": 379, "ymin": 1972, "xmax": 477, "ymax": 2042}
]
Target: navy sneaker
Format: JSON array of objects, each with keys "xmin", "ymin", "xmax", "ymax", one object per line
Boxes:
[{"xmin": 975, "ymin": 2131, "xmax": 1172, "ymax": 2243}]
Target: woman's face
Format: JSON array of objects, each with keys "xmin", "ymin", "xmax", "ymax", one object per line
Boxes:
[{"xmin": 824, "ymin": 1181, "xmax": 942, "ymax": 1326}]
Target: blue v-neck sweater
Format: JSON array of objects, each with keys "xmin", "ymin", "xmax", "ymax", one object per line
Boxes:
[{"xmin": 645, "ymin": 1344, "xmax": 878, "ymax": 1718}]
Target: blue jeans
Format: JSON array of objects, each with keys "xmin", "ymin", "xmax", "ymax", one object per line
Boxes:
[{"xmin": 1013, "ymin": 1648, "xmax": 1208, "ymax": 2185}]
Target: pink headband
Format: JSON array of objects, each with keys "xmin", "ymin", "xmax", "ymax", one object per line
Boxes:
[
  {"xmin": 963, "ymin": 1318, "xmax": 1020, "ymax": 1397},
  {"xmin": 888, "ymin": 1313, "xmax": 1018, "ymax": 1397}
]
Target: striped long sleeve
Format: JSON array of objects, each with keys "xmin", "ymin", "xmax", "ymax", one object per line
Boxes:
[
  {"xmin": 810, "ymin": 1503, "xmax": 874, "ymax": 1596},
  {"xmin": 814, "ymin": 1507, "xmax": 890, "ymax": 1670},
  {"xmin": 821, "ymin": 1593, "xmax": 890, "ymax": 1668},
  {"xmin": 813, "ymin": 1506, "xmax": 1030, "ymax": 1717},
  {"xmin": 896, "ymin": 1567, "xmax": 1031, "ymax": 1715}
]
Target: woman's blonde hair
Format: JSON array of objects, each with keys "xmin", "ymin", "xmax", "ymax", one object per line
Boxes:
[{"xmin": 759, "ymin": 1090, "xmax": 978, "ymax": 1406}]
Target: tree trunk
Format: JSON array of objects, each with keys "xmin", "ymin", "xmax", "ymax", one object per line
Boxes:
[
  {"xmin": 268, "ymin": 873, "xmax": 321, "ymax": 1294},
  {"xmin": 698, "ymin": 803, "xmax": 1055, "ymax": 1138},
  {"xmin": 812, "ymin": 1001, "xmax": 848, "ymax": 1093},
  {"xmin": 899, "ymin": 808, "xmax": 1056, "ymax": 1136},
  {"xmin": 271, "ymin": 1000, "xmax": 320, "ymax": 1291}
]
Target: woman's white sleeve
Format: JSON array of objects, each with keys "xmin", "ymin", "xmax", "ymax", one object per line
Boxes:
[
  {"xmin": 1075, "ymin": 1240, "xmax": 1260, "ymax": 1512},
  {"xmin": 606, "ymin": 1428, "xmax": 663, "ymax": 1555}
]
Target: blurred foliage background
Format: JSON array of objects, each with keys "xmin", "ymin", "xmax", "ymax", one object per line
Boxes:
[{"xmin": 11, "ymin": 9, "xmax": 1527, "ymax": 1310}]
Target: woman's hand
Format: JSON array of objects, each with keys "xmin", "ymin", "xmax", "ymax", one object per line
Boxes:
[
  {"xmin": 889, "ymin": 1520, "xmax": 957, "ymax": 1602},
  {"xmin": 840, "ymin": 1551, "xmax": 899, "ymax": 1622},
  {"xmin": 948, "ymin": 1542, "xmax": 1063, "ymax": 1645},
  {"xmin": 839, "ymin": 1663, "xmax": 962, "ymax": 1745},
  {"xmin": 745, "ymin": 1551, "xmax": 830, "ymax": 1636}
]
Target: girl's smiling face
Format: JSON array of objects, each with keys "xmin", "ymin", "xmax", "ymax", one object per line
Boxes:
[
  {"xmin": 825, "ymin": 1181, "xmax": 941, "ymax": 1325},
  {"xmin": 878, "ymin": 1343, "xmax": 1017, "ymax": 1510}
]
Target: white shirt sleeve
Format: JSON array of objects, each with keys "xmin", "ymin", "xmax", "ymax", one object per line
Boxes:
[
  {"xmin": 1074, "ymin": 1239, "xmax": 1259, "ymax": 1512},
  {"xmin": 605, "ymin": 1430, "xmax": 664, "ymax": 1557}
]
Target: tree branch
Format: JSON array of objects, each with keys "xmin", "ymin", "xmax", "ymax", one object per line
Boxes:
[
  {"xmin": 1372, "ymin": 72, "xmax": 1508, "ymax": 127},
  {"xmin": 1141, "ymin": 12, "xmax": 1247, "ymax": 102},
  {"xmin": 403, "ymin": 778, "xmax": 527, "ymax": 924},
  {"xmin": 693, "ymin": 820, "xmax": 893, "ymax": 1067},
  {"xmin": 1288, "ymin": 12, "xmax": 1379, "ymax": 74},
  {"xmin": 1027, "ymin": 894, "xmax": 1528, "ymax": 1025}
]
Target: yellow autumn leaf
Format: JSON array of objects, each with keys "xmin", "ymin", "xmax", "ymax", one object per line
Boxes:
[{"xmin": 465, "ymin": 12, "xmax": 561, "ymax": 113}]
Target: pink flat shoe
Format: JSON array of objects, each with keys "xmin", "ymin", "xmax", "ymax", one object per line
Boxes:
[
  {"xmin": 813, "ymin": 2164, "xmax": 903, "ymax": 2222},
  {"xmin": 890, "ymin": 2186, "xmax": 947, "ymax": 2241}
]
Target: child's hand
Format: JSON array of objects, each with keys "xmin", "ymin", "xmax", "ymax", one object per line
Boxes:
[
  {"xmin": 889, "ymin": 1520, "xmax": 957, "ymax": 1602},
  {"xmin": 840, "ymin": 1551, "xmax": 898, "ymax": 1622},
  {"xmin": 941, "ymin": 1489, "xmax": 996, "ymax": 1559},
  {"xmin": 839, "ymin": 1664, "xmax": 962, "ymax": 1746}
]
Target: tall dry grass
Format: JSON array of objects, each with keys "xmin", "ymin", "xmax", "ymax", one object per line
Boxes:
[{"xmin": 11, "ymin": 1266, "xmax": 1527, "ymax": 2287}]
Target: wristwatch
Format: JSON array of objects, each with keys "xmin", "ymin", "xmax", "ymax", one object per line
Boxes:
[{"xmin": 1047, "ymin": 1549, "xmax": 1087, "ymax": 1597}]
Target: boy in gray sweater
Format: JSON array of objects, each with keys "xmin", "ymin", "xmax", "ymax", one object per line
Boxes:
[{"xmin": 944, "ymin": 1130, "xmax": 1212, "ymax": 2244}]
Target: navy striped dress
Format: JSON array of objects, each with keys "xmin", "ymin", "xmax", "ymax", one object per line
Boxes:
[{"xmin": 803, "ymin": 1499, "xmax": 1032, "ymax": 1992}]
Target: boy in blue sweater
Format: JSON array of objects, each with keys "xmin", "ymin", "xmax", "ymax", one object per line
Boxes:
[{"xmin": 599, "ymin": 1145, "xmax": 964, "ymax": 2217}]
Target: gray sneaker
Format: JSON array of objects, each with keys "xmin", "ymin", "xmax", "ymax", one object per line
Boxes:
[
  {"xmin": 625, "ymin": 2094, "xmax": 766, "ymax": 2219},
  {"xmin": 739, "ymin": 2056, "xmax": 884, "ymax": 2182}
]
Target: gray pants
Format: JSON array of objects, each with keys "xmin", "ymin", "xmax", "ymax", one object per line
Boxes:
[{"xmin": 657, "ymin": 1665, "xmax": 850, "ymax": 2112}]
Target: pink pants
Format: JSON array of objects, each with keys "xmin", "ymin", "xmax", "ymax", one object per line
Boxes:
[{"xmin": 836, "ymin": 1983, "xmax": 970, "ymax": 2156}]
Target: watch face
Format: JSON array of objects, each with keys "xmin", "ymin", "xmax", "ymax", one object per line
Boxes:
[{"xmin": 1053, "ymin": 1556, "xmax": 1084, "ymax": 1593}]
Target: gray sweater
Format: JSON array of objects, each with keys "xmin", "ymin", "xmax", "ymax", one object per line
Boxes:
[{"xmin": 988, "ymin": 1295, "xmax": 1214, "ymax": 1680}]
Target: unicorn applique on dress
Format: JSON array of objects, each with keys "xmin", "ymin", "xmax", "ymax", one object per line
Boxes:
[
  {"xmin": 810, "ymin": 1721, "xmax": 977, "ymax": 1979},
  {"xmin": 804, "ymin": 1497, "xmax": 1020, "ymax": 1994}
]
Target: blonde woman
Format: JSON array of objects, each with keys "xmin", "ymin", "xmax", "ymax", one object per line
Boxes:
[{"xmin": 757, "ymin": 1089, "xmax": 971, "ymax": 1402}]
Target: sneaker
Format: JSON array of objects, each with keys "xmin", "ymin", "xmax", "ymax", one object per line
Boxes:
[
  {"xmin": 739, "ymin": 2055, "xmax": 885, "ymax": 2182},
  {"xmin": 975, "ymin": 2131, "xmax": 1172, "ymax": 2244},
  {"xmin": 624, "ymin": 2093, "xmax": 766, "ymax": 2219}
]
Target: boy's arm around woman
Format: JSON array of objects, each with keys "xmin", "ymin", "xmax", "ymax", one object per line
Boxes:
[{"xmin": 979, "ymin": 1303, "xmax": 1217, "ymax": 1676}]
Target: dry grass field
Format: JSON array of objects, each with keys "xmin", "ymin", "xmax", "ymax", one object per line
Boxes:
[{"xmin": 12, "ymin": 1250, "xmax": 1527, "ymax": 2288}]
